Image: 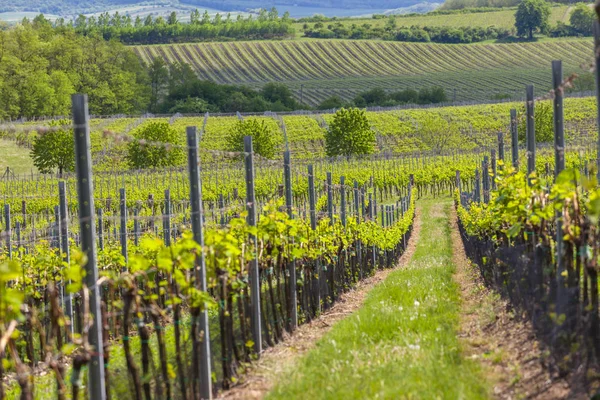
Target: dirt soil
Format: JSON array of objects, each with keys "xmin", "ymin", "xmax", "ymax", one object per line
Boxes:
[
  {"xmin": 449, "ymin": 206, "xmax": 582, "ymax": 400},
  {"xmin": 219, "ymin": 207, "xmax": 423, "ymax": 400}
]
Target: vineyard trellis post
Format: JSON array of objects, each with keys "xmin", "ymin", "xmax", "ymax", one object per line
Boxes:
[
  {"xmin": 164, "ymin": 189, "xmax": 172, "ymax": 246},
  {"xmin": 119, "ymin": 188, "xmax": 128, "ymax": 271},
  {"xmin": 553, "ymin": 61, "xmax": 565, "ymax": 177},
  {"xmin": 133, "ymin": 208, "xmax": 140, "ymax": 246},
  {"xmin": 307, "ymin": 164, "xmax": 321, "ymax": 315},
  {"xmin": 510, "ymin": 109, "xmax": 518, "ymax": 169},
  {"xmin": 187, "ymin": 126, "xmax": 213, "ymax": 399},
  {"xmin": 244, "ymin": 135, "xmax": 262, "ymax": 355},
  {"xmin": 59, "ymin": 181, "xmax": 74, "ymax": 338},
  {"xmin": 327, "ymin": 172, "xmax": 333, "ymax": 224},
  {"xmin": 497, "ymin": 132, "xmax": 504, "ymax": 164},
  {"xmin": 340, "ymin": 176, "xmax": 346, "ymax": 227},
  {"xmin": 491, "ymin": 149, "xmax": 497, "ymax": 190},
  {"xmin": 475, "ymin": 168, "xmax": 481, "ymax": 203},
  {"xmin": 98, "ymin": 208, "xmax": 104, "ymax": 251},
  {"xmin": 15, "ymin": 221, "xmax": 20, "ymax": 250},
  {"xmin": 72, "ymin": 93, "xmax": 107, "ymax": 400},
  {"xmin": 594, "ymin": 21, "xmax": 600, "ymax": 182},
  {"xmin": 4, "ymin": 204, "xmax": 10, "ymax": 259},
  {"xmin": 482, "ymin": 156, "xmax": 490, "ymax": 204},
  {"xmin": 526, "ymin": 85, "xmax": 536, "ymax": 186},
  {"xmin": 553, "ymin": 59, "xmax": 567, "ymax": 346},
  {"xmin": 283, "ymin": 150, "xmax": 298, "ymax": 330},
  {"xmin": 53, "ymin": 206, "xmax": 60, "ymax": 249}
]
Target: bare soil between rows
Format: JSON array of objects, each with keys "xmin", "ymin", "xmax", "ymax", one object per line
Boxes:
[{"xmin": 449, "ymin": 206, "xmax": 581, "ymax": 400}]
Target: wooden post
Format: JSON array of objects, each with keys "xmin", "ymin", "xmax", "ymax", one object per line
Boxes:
[
  {"xmin": 97, "ymin": 208, "xmax": 104, "ymax": 251},
  {"xmin": 283, "ymin": 150, "xmax": 298, "ymax": 330},
  {"xmin": 327, "ymin": 172, "xmax": 333, "ymax": 225},
  {"xmin": 510, "ymin": 109, "xmax": 519, "ymax": 169},
  {"xmin": 340, "ymin": 176, "xmax": 346, "ymax": 227},
  {"xmin": 244, "ymin": 136, "xmax": 262, "ymax": 355},
  {"xmin": 526, "ymin": 85, "xmax": 536, "ymax": 185},
  {"xmin": 553, "ymin": 60, "xmax": 565, "ymax": 177},
  {"xmin": 164, "ymin": 189, "xmax": 171, "ymax": 246},
  {"xmin": 4, "ymin": 204, "xmax": 11, "ymax": 259},
  {"xmin": 72, "ymin": 94, "xmax": 106, "ymax": 400},
  {"xmin": 59, "ymin": 181, "xmax": 74, "ymax": 338},
  {"xmin": 187, "ymin": 127, "xmax": 212, "ymax": 399},
  {"xmin": 308, "ymin": 165, "xmax": 320, "ymax": 314},
  {"xmin": 498, "ymin": 131, "xmax": 504, "ymax": 164},
  {"xmin": 119, "ymin": 188, "xmax": 128, "ymax": 271}
]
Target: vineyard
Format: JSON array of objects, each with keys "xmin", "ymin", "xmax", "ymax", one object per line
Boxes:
[
  {"xmin": 133, "ymin": 39, "xmax": 593, "ymax": 105},
  {"xmin": 4, "ymin": 11, "xmax": 600, "ymax": 400},
  {"xmin": 3, "ymin": 96, "xmax": 598, "ymax": 175}
]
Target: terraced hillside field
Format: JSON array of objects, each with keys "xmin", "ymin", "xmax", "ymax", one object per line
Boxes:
[{"xmin": 133, "ymin": 39, "xmax": 594, "ymax": 105}]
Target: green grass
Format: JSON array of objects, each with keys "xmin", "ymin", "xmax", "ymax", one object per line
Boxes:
[
  {"xmin": 0, "ymin": 140, "xmax": 35, "ymax": 176},
  {"xmin": 267, "ymin": 199, "xmax": 490, "ymax": 400},
  {"xmin": 292, "ymin": 5, "xmax": 570, "ymax": 33}
]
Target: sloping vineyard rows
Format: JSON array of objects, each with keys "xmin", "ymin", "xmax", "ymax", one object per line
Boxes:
[{"xmin": 132, "ymin": 39, "xmax": 593, "ymax": 105}]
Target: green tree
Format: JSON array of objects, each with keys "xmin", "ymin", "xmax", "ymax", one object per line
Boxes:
[
  {"xmin": 127, "ymin": 122, "xmax": 185, "ymax": 169},
  {"xmin": 515, "ymin": 0, "xmax": 551, "ymax": 40},
  {"xmin": 148, "ymin": 57, "xmax": 169, "ymax": 112},
  {"xmin": 226, "ymin": 119, "xmax": 279, "ymax": 159},
  {"xmin": 517, "ymin": 101, "xmax": 553, "ymax": 143},
  {"xmin": 325, "ymin": 108, "xmax": 376, "ymax": 157},
  {"xmin": 569, "ymin": 3, "xmax": 594, "ymax": 35},
  {"xmin": 30, "ymin": 120, "xmax": 74, "ymax": 176}
]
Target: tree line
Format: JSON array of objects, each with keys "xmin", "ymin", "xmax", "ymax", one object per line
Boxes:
[
  {"xmin": 317, "ymin": 87, "xmax": 448, "ymax": 110},
  {"xmin": 303, "ymin": 1, "xmax": 595, "ymax": 43},
  {"xmin": 50, "ymin": 8, "xmax": 294, "ymax": 44}
]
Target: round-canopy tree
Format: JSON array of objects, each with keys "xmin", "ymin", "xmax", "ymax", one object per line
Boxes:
[
  {"xmin": 30, "ymin": 119, "xmax": 74, "ymax": 176},
  {"xmin": 226, "ymin": 119, "xmax": 279, "ymax": 159},
  {"xmin": 569, "ymin": 3, "xmax": 595, "ymax": 36},
  {"xmin": 515, "ymin": 0, "xmax": 551, "ymax": 40},
  {"xmin": 127, "ymin": 121, "xmax": 185, "ymax": 169},
  {"xmin": 325, "ymin": 108, "xmax": 376, "ymax": 157}
]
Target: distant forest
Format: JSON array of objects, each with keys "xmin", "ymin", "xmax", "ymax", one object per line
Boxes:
[
  {"xmin": 0, "ymin": 0, "xmax": 142, "ymax": 15},
  {"xmin": 0, "ymin": 0, "xmax": 427, "ymax": 15}
]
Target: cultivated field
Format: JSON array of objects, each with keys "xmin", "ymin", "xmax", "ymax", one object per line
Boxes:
[{"xmin": 133, "ymin": 38, "xmax": 593, "ymax": 105}]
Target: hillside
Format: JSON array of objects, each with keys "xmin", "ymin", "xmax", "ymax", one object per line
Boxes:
[
  {"xmin": 293, "ymin": 5, "xmax": 571, "ymax": 32},
  {"xmin": 134, "ymin": 38, "xmax": 594, "ymax": 105}
]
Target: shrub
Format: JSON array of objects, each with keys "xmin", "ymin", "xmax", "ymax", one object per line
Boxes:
[
  {"xmin": 226, "ymin": 119, "xmax": 279, "ymax": 159},
  {"xmin": 317, "ymin": 95, "xmax": 345, "ymax": 110},
  {"xmin": 30, "ymin": 119, "xmax": 74, "ymax": 176},
  {"xmin": 127, "ymin": 121, "xmax": 185, "ymax": 169},
  {"xmin": 325, "ymin": 108, "xmax": 376, "ymax": 157}
]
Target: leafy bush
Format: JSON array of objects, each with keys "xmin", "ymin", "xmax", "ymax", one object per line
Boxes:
[
  {"xmin": 30, "ymin": 119, "xmax": 74, "ymax": 175},
  {"xmin": 325, "ymin": 108, "xmax": 376, "ymax": 157},
  {"xmin": 226, "ymin": 119, "xmax": 279, "ymax": 159},
  {"xmin": 127, "ymin": 122, "xmax": 185, "ymax": 169},
  {"xmin": 317, "ymin": 96, "xmax": 346, "ymax": 110}
]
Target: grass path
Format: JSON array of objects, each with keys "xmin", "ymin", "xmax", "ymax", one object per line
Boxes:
[{"xmin": 266, "ymin": 198, "xmax": 490, "ymax": 400}]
